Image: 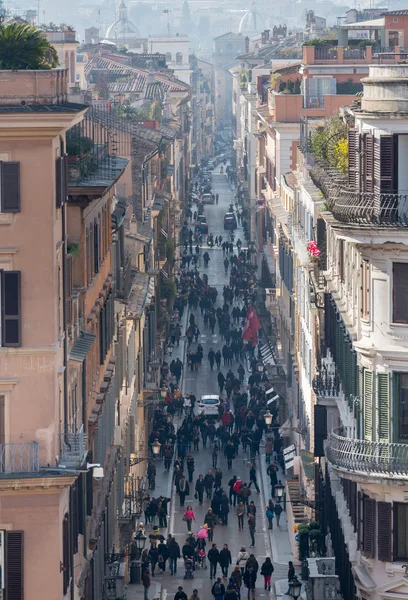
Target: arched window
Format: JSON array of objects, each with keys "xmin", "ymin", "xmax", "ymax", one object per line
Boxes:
[
  {"xmin": 165, "ymin": 52, "xmax": 172, "ymax": 63},
  {"xmin": 176, "ymin": 52, "xmax": 183, "ymax": 64}
]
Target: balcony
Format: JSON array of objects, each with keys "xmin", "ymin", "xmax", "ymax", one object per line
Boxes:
[
  {"xmin": 0, "ymin": 442, "xmax": 40, "ymax": 474},
  {"xmin": 59, "ymin": 424, "xmax": 88, "ymax": 469},
  {"xmin": 327, "ymin": 188, "xmax": 408, "ymax": 226},
  {"xmin": 326, "ymin": 428, "xmax": 408, "ymax": 479}
]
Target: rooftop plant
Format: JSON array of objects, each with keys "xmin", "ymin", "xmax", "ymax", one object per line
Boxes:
[{"xmin": 0, "ymin": 23, "xmax": 58, "ymax": 70}]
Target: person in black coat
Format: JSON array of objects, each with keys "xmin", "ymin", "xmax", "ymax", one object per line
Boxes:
[
  {"xmin": 243, "ymin": 567, "xmax": 257, "ymax": 600},
  {"xmin": 167, "ymin": 536, "xmax": 181, "ymax": 575},
  {"xmin": 228, "ymin": 475, "xmax": 237, "ymax": 506},
  {"xmin": 208, "ymin": 543, "xmax": 220, "ymax": 579},
  {"xmin": 148, "ymin": 545, "xmax": 159, "ymax": 576},
  {"xmin": 195, "ymin": 474, "xmax": 205, "ymax": 504},
  {"xmin": 219, "ymin": 492, "xmax": 230, "ymax": 525},
  {"xmin": 219, "ymin": 543, "xmax": 232, "ymax": 578},
  {"xmin": 260, "ymin": 557, "xmax": 274, "ymax": 591},
  {"xmin": 158, "ymin": 540, "xmax": 169, "ymax": 572}
]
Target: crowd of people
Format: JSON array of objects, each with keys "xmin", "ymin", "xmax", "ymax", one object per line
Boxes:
[{"xmin": 139, "ymin": 167, "xmax": 295, "ymax": 600}]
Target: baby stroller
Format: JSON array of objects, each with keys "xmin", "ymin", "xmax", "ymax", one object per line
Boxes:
[
  {"xmin": 184, "ymin": 557, "xmax": 194, "ymax": 579},
  {"xmin": 196, "ymin": 550, "xmax": 207, "ymax": 570}
]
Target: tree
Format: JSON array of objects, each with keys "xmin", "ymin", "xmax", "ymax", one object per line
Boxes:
[{"xmin": 0, "ymin": 22, "xmax": 59, "ymax": 70}]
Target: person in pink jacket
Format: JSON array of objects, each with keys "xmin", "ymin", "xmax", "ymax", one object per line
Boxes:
[{"xmin": 184, "ymin": 505, "xmax": 196, "ymax": 532}]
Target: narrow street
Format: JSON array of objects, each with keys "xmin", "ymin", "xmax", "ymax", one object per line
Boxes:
[{"xmin": 128, "ymin": 170, "xmax": 292, "ymax": 600}]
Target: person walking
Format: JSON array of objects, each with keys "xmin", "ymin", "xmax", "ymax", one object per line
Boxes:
[
  {"xmin": 243, "ymin": 567, "xmax": 257, "ymax": 600},
  {"xmin": 174, "ymin": 586, "xmax": 188, "ymax": 600},
  {"xmin": 219, "ymin": 492, "xmax": 230, "ymax": 525},
  {"xmin": 225, "ymin": 441, "xmax": 235, "ymax": 470},
  {"xmin": 212, "ymin": 577, "xmax": 226, "ymax": 600},
  {"xmin": 188, "ymin": 590, "xmax": 201, "ymax": 600},
  {"xmin": 208, "ymin": 348, "xmax": 216, "ymax": 370},
  {"xmin": 187, "ymin": 455, "xmax": 195, "ymax": 483},
  {"xmin": 236, "ymin": 547, "xmax": 249, "ymax": 576},
  {"xmin": 218, "ymin": 371, "xmax": 225, "ymax": 394},
  {"xmin": 286, "ymin": 561, "xmax": 296, "ymax": 593},
  {"xmin": 266, "ymin": 463, "xmax": 278, "ymax": 497},
  {"xmin": 178, "ymin": 475, "xmax": 189, "ymax": 507},
  {"xmin": 260, "ymin": 557, "xmax": 274, "ymax": 591},
  {"xmin": 274, "ymin": 500, "xmax": 283, "ymax": 526},
  {"xmin": 248, "ymin": 513, "xmax": 256, "ymax": 547},
  {"xmin": 228, "ymin": 475, "xmax": 237, "ymax": 506},
  {"xmin": 195, "ymin": 474, "xmax": 205, "ymax": 505},
  {"xmin": 204, "ymin": 471, "xmax": 215, "ymax": 499},
  {"xmin": 248, "ymin": 463, "xmax": 260, "ymax": 494},
  {"xmin": 148, "ymin": 545, "xmax": 159, "ymax": 576},
  {"xmin": 231, "ymin": 566, "xmax": 242, "ymax": 594},
  {"xmin": 236, "ymin": 501, "xmax": 245, "ymax": 530},
  {"xmin": 158, "ymin": 540, "xmax": 168, "ymax": 573},
  {"xmin": 208, "ymin": 543, "xmax": 220, "ymax": 580},
  {"xmin": 167, "ymin": 535, "xmax": 181, "ymax": 575},
  {"xmin": 183, "ymin": 505, "xmax": 196, "ymax": 532},
  {"xmin": 239, "ymin": 482, "xmax": 251, "ymax": 507},
  {"xmin": 205, "ymin": 508, "xmax": 217, "ymax": 541},
  {"xmin": 265, "ymin": 504, "xmax": 274, "ymax": 530},
  {"xmin": 142, "ymin": 569, "xmax": 151, "ymax": 600},
  {"xmin": 219, "ymin": 543, "xmax": 232, "ymax": 579},
  {"xmin": 224, "ymin": 586, "xmax": 238, "ymax": 600}
]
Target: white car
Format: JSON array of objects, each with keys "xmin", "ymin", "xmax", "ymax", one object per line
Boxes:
[{"xmin": 198, "ymin": 395, "xmax": 221, "ymax": 417}]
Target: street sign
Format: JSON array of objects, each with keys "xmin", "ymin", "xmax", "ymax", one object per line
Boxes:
[{"xmin": 284, "ymin": 444, "xmax": 296, "ymax": 456}]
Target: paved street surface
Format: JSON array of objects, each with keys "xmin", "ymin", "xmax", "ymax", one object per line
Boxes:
[{"xmin": 127, "ymin": 171, "xmax": 293, "ymax": 600}]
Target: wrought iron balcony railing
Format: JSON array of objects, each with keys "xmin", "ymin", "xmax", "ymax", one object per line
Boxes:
[
  {"xmin": 0, "ymin": 442, "xmax": 40, "ymax": 474},
  {"xmin": 312, "ymin": 368, "xmax": 340, "ymax": 397},
  {"xmin": 309, "ymin": 161, "xmax": 408, "ymax": 226},
  {"xmin": 326, "ymin": 428, "xmax": 408, "ymax": 478}
]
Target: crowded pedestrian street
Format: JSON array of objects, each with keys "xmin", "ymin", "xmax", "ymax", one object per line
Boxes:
[{"xmin": 127, "ymin": 169, "xmax": 293, "ymax": 600}]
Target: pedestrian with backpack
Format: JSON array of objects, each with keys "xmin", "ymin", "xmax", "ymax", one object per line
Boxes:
[{"xmin": 211, "ymin": 577, "xmax": 225, "ymax": 600}]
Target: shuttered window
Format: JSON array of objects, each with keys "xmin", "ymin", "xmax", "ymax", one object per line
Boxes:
[
  {"xmin": 1, "ymin": 271, "xmax": 21, "ymax": 347},
  {"xmin": 357, "ymin": 491, "xmax": 362, "ymax": 550},
  {"xmin": 314, "ymin": 404, "xmax": 327, "ymax": 458},
  {"xmin": 93, "ymin": 219, "xmax": 100, "ymax": 275},
  {"xmin": 362, "ymin": 496, "xmax": 376, "ymax": 558},
  {"xmin": 364, "ymin": 133, "xmax": 374, "ymax": 193},
  {"xmin": 6, "ymin": 531, "xmax": 24, "ymax": 600},
  {"xmin": 348, "ymin": 129, "xmax": 357, "ymax": 188},
  {"xmin": 55, "ymin": 156, "xmax": 68, "ymax": 209},
  {"xmin": 395, "ymin": 372, "xmax": 408, "ymax": 441},
  {"xmin": 379, "ymin": 135, "xmax": 395, "ymax": 192},
  {"xmin": 70, "ymin": 482, "xmax": 79, "ymax": 555},
  {"xmin": 0, "ymin": 162, "xmax": 20, "ymax": 213},
  {"xmin": 62, "ymin": 513, "xmax": 70, "ymax": 595},
  {"xmin": 377, "ymin": 373, "xmax": 390, "ymax": 442},
  {"xmin": 392, "ymin": 263, "xmax": 408, "ymax": 324},
  {"xmin": 377, "ymin": 502, "xmax": 392, "ymax": 562},
  {"xmin": 363, "ymin": 369, "xmax": 374, "ymax": 442},
  {"xmin": 361, "ymin": 260, "xmax": 370, "ymax": 320},
  {"xmin": 65, "ymin": 254, "xmax": 73, "ymax": 326},
  {"xmin": 393, "ymin": 503, "xmax": 408, "ymax": 560}
]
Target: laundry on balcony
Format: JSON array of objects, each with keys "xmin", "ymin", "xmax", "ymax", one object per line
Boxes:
[{"xmin": 126, "ymin": 273, "xmax": 155, "ymax": 319}]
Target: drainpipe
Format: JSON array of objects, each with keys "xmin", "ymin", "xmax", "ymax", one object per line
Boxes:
[{"xmin": 60, "ymin": 137, "xmax": 73, "ymax": 600}]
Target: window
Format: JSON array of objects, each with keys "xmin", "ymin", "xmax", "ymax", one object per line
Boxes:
[
  {"xmin": 56, "ymin": 156, "xmax": 68, "ymax": 208},
  {"xmin": 176, "ymin": 52, "xmax": 183, "ymax": 64},
  {"xmin": 0, "ymin": 396, "xmax": 4, "ymax": 444},
  {"xmin": 362, "ymin": 495, "xmax": 376, "ymax": 558},
  {"xmin": 99, "ymin": 289, "xmax": 114, "ymax": 364},
  {"xmin": 394, "ymin": 503, "xmax": 408, "ymax": 560},
  {"xmin": 338, "ymin": 239, "xmax": 344, "ymax": 282},
  {"xmin": 0, "ymin": 271, "xmax": 21, "ymax": 347},
  {"xmin": 393, "ymin": 263, "xmax": 408, "ymax": 323},
  {"xmin": 0, "ymin": 162, "xmax": 20, "ymax": 213},
  {"xmin": 395, "ymin": 373, "xmax": 408, "ymax": 440},
  {"xmin": 0, "ymin": 530, "xmax": 24, "ymax": 600},
  {"xmin": 62, "ymin": 513, "xmax": 70, "ymax": 595},
  {"xmin": 165, "ymin": 52, "xmax": 172, "ymax": 63},
  {"xmin": 361, "ymin": 260, "xmax": 370, "ymax": 319}
]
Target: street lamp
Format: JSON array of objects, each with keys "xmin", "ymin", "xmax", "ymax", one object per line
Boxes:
[
  {"xmin": 275, "ymin": 480, "xmax": 285, "ymax": 499},
  {"xmin": 167, "ymin": 343, "xmax": 174, "ymax": 356},
  {"xmin": 151, "ymin": 439, "xmax": 161, "ymax": 457},
  {"xmin": 264, "ymin": 410, "xmax": 273, "ymax": 427},
  {"xmin": 257, "ymin": 364, "xmax": 264, "ymax": 373},
  {"xmin": 288, "ymin": 576, "xmax": 302, "ymax": 599},
  {"xmin": 134, "ymin": 530, "xmax": 147, "ymax": 552}
]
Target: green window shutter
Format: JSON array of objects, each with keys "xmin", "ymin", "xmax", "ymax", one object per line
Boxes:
[
  {"xmin": 364, "ymin": 369, "xmax": 374, "ymax": 441},
  {"xmin": 378, "ymin": 373, "xmax": 390, "ymax": 443}
]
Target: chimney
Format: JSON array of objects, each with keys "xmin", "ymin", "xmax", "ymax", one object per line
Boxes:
[{"xmin": 245, "ymin": 36, "xmax": 250, "ymax": 53}]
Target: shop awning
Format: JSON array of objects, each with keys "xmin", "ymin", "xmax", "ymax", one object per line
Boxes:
[
  {"xmin": 69, "ymin": 331, "xmax": 96, "ymax": 362},
  {"xmin": 127, "ymin": 273, "xmax": 154, "ymax": 318},
  {"xmin": 300, "ymin": 450, "xmax": 315, "ymax": 480}
]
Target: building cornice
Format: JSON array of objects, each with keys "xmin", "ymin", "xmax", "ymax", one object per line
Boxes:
[
  {"xmin": 0, "ymin": 475, "xmax": 77, "ymax": 492},
  {"xmin": 0, "ymin": 110, "xmax": 87, "ymax": 138}
]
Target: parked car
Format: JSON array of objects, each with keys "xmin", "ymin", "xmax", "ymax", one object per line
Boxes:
[
  {"xmin": 202, "ymin": 193, "xmax": 214, "ymax": 204},
  {"xmin": 224, "ymin": 212, "xmax": 237, "ymax": 230},
  {"xmin": 198, "ymin": 395, "xmax": 221, "ymax": 417}
]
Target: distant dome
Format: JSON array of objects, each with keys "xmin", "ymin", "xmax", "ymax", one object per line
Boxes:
[
  {"xmin": 238, "ymin": 1, "xmax": 263, "ymax": 34},
  {"xmin": 106, "ymin": 1, "xmax": 140, "ymax": 42}
]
